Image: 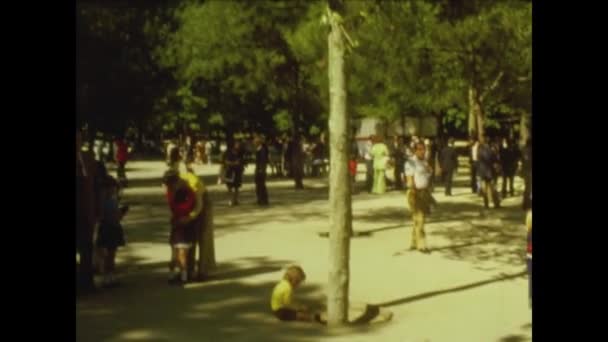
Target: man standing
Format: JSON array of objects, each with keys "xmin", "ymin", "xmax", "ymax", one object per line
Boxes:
[
  {"xmin": 469, "ymin": 136, "xmax": 480, "ymax": 194},
  {"xmin": 77, "ymin": 128, "xmax": 101, "ymax": 294},
  {"xmin": 440, "ymin": 138, "xmax": 459, "ymax": 196},
  {"xmin": 499, "ymin": 138, "xmax": 520, "ymax": 198},
  {"xmin": 521, "ymin": 138, "xmax": 532, "ymax": 210},
  {"xmin": 288, "ymin": 136, "xmax": 305, "ymax": 189},
  {"xmin": 477, "ymin": 135, "xmax": 501, "ymax": 209},
  {"xmin": 254, "ymin": 136, "xmax": 269, "ymax": 205},
  {"xmin": 391, "ymin": 135, "xmax": 405, "ymax": 190},
  {"xmin": 405, "ymin": 142, "xmax": 434, "ymax": 254}
]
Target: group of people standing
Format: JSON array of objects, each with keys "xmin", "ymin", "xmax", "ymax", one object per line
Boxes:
[
  {"xmin": 162, "ymin": 166, "xmax": 216, "ymax": 285},
  {"xmin": 360, "ymin": 135, "xmax": 443, "ymax": 195},
  {"xmin": 76, "ymin": 129, "xmax": 130, "ymax": 294},
  {"xmin": 469, "ymin": 135, "xmax": 529, "ymax": 209}
]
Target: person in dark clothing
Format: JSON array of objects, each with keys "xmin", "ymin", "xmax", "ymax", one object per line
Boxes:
[
  {"xmin": 440, "ymin": 138, "xmax": 459, "ymax": 196},
  {"xmin": 222, "ymin": 141, "xmax": 246, "ymax": 206},
  {"xmin": 521, "ymin": 138, "xmax": 532, "ymax": 211},
  {"xmin": 77, "ymin": 128, "xmax": 101, "ymax": 294},
  {"xmin": 469, "ymin": 136, "xmax": 479, "ymax": 194},
  {"xmin": 391, "ymin": 135, "xmax": 405, "ymax": 190},
  {"xmin": 311, "ymin": 140, "xmax": 325, "ymax": 177},
  {"xmin": 477, "ymin": 136, "xmax": 501, "ymax": 209},
  {"xmin": 499, "ymin": 138, "xmax": 520, "ymax": 198},
  {"xmin": 283, "ymin": 135, "xmax": 292, "ymax": 178},
  {"xmin": 285, "ymin": 136, "xmax": 304, "ymax": 189},
  {"xmin": 254, "ymin": 136, "xmax": 269, "ymax": 205}
]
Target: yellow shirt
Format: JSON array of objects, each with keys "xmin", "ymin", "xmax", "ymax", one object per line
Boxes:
[
  {"xmin": 270, "ymin": 279, "xmax": 293, "ymax": 311},
  {"xmin": 179, "ymin": 173, "xmax": 205, "ymax": 220}
]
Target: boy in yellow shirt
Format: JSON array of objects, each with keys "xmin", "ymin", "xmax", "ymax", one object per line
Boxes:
[{"xmin": 270, "ymin": 265, "xmax": 324, "ymax": 324}]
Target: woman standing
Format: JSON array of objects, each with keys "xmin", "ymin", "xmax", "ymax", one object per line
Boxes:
[{"xmin": 371, "ymin": 135, "xmax": 389, "ymax": 194}]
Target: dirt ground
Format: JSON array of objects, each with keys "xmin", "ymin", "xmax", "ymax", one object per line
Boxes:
[{"xmin": 76, "ymin": 159, "xmax": 532, "ymax": 342}]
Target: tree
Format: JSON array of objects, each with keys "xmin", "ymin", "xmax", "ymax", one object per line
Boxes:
[
  {"xmin": 326, "ymin": 2, "xmax": 352, "ymax": 327},
  {"xmin": 155, "ymin": 0, "xmax": 319, "ymax": 141},
  {"xmin": 431, "ymin": 0, "xmax": 531, "ymax": 139}
]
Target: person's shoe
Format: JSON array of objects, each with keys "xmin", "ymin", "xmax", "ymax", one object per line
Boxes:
[
  {"xmin": 409, "ymin": 246, "xmax": 417, "ymax": 251},
  {"xmin": 419, "ymin": 248, "xmax": 431, "ymax": 254},
  {"xmin": 314, "ymin": 313, "xmax": 327, "ymax": 325},
  {"xmin": 168, "ymin": 275, "xmax": 184, "ymax": 286}
]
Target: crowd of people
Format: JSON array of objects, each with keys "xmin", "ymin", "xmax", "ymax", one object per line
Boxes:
[{"xmin": 77, "ymin": 126, "xmax": 532, "ymax": 316}]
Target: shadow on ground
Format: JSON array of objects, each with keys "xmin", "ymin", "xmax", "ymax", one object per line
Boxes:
[
  {"xmin": 374, "ymin": 271, "xmax": 526, "ymax": 308},
  {"xmin": 77, "ymin": 256, "xmax": 389, "ymax": 342}
]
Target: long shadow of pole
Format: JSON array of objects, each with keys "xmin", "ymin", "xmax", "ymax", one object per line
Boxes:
[{"xmin": 374, "ymin": 271, "xmax": 527, "ymax": 308}]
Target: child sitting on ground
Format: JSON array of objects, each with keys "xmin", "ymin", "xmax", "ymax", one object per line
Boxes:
[
  {"xmin": 270, "ymin": 265, "xmax": 325, "ymax": 324},
  {"xmin": 96, "ymin": 176, "xmax": 128, "ymax": 288}
]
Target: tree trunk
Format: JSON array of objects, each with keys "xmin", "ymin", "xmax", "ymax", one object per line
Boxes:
[
  {"xmin": 468, "ymin": 86, "xmax": 478, "ymax": 137},
  {"xmin": 519, "ymin": 111, "xmax": 530, "ymax": 147},
  {"xmin": 327, "ymin": 8, "xmax": 351, "ymax": 327},
  {"xmin": 469, "ymin": 85, "xmax": 485, "ymax": 141}
]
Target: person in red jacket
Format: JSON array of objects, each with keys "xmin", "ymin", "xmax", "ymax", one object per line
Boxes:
[{"xmin": 114, "ymin": 136, "xmax": 129, "ymax": 187}]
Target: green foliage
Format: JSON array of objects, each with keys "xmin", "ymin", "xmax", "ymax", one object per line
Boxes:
[{"xmin": 77, "ymin": 0, "xmax": 530, "ymax": 138}]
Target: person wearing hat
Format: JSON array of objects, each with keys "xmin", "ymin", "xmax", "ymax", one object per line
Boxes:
[{"xmin": 163, "ymin": 169, "xmax": 215, "ymax": 284}]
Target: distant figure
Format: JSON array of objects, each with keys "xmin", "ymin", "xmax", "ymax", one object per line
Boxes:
[
  {"xmin": 288, "ymin": 137, "xmax": 305, "ymax": 189},
  {"xmin": 222, "ymin": 141, "xmax": 246, "ymax": 206},
  {"xmin": 499, "ymin": 138, "xmax": 520, "ymax": 198},
  {"xmin": 477, "ymin": 135, "xmax": 501, "ymax": 209},
  {"xmin": 166, "ymin": 140, "xmax": 177, "ymax": 165},
  {"xmin": 76, "ymin": 128, "xmax": 101, "ymax": 294},
  {"xmin": 371, "ymin": 135, "xmax": 389, "ymax": 194},
  {"xmin": 391, "ymin": 136, "xmax": 405, "ymax": 190},
  {"xmin": 440, "ymin": 138, "xmax": 459, "ymax": 196},
  {"xmin": 196, "ymin": 141, "xmax": 205, "ymax": 164},
  {"xmin": 205, "ymin": 140, "xmax": 213, "ymax": 165},
  {"xmin": 96, "ymin": 176, "xmax": 128, "ymax": 288},
  {"xmin": 362, "ymin": 137, "xmax": 374, "ymax": 193},
  {"xmin": 254, "ymin": 136, "xmax": 269, "ymax": 205},
  {"xmin": 525, "ymin": 203, "xmax": 532, "ymax": 308},
  {"xmin": 270, "ymin": 265, "xmax": 325, "ymax": 324},
  {"xmin": 114, "ymin": 136, "xmax": 129, "ymax": 187},
  {"xmin": 311, "ymin": 139, "xmax": 326, "ymax": 177},
  {"xmin": 469, "ymin": 136, "xmax": 480, "ymax": 194},
  {"xmin": 521, "ymin": 138, "xmax": 532, "ymax": 211}
]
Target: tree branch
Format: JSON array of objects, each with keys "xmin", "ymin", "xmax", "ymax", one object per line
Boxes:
[{"xmin": 480, "ymin": 71, "xmax": 504, "ymax": 102}]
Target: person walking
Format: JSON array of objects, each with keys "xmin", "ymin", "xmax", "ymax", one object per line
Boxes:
[{"xmin": 254, "ymin": 136, "xmax": 270, "ymax": 205}]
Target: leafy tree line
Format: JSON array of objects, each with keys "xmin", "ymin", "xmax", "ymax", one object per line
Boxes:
[{"xmin": 77, "ymin": 0, "xmax": 530, "ymax": 143}]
